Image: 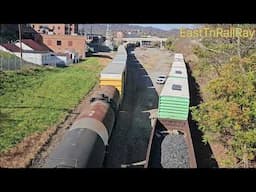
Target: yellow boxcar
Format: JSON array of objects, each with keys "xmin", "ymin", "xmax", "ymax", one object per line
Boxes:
[
  {"xmin": 100, "ymin": 45, "xmax": 127, "ymax": 99},
  {"xmin": 100, "ymin": 77, "xmax": 123, "ymax": 95}
]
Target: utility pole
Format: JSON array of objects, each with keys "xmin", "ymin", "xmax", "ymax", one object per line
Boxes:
[
  {"xmin": 67, "ymin": 24, "xmax": 70, "ymax": 35},
  {"xmin": 18, "ymin": 24, "xmax": 23, "ymax": 69},
  {"xmin": 105, "ymin": 24, "xmax": 113, "ymax": 51}
]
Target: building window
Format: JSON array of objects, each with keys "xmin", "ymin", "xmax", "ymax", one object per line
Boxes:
[
  {"xmin": 68, "ymin": 41, "xmax": 72, "ymax": 46},
  {"xmin": 57, "ymin": 40, "xmax": 62, "ymax": 46},
  {"xmin": 47, "ymin": 40, "xmax": 52, "ymax": 46}
]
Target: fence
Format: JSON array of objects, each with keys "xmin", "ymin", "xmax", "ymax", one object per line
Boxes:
[{"xmin": 0, "ymin": 56, "xmax": 22, "ymax": 71}]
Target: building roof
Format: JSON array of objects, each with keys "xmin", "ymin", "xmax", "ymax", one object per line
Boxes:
[
  {"xmin": 40, "ymin": 34, "xmax": 86, "ymax": 41},
  {"xmin": 21, "ymin": 39, "xmax": 50, "ymax": 51},
  {"xmin": 22, "ymin": 50, "xmax": 50, "ymax": 54},
  {"xmin": 0, "ymin": 43, "xmax": 50, "ymax": 54},
  {"xmin": 55, "ymin": 52, "xmax": 69, "ymax": 56},
  {"xmin": 1, "ymin": 43, "xmax": 21, "ymax": 52}
]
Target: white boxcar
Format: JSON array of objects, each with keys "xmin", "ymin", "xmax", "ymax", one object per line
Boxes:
[
  {"xmin": 174, "ymin": 53, "xmax": 184, "ymax": 60},
  {"xmin": 168, "ymin": 66, "xmax": 188, "ymax": 79}
]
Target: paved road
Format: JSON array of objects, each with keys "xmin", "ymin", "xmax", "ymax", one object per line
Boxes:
[{"xmin": 104, "ymin": 47, "xmax": 171, "ymax": 168}]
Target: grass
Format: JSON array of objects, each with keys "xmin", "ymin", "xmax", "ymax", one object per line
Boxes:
[{"xmin": 0, "ymin": 57, "xmax": 103, "ymax": 152}]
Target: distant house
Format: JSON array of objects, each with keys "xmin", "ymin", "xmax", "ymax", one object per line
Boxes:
[
  {"xmin": 0, "ymin": 42, "xmax": 71, "ymax": 66},
  {"xmin": 17, "ymin": 39, "xmax": 76, "ymax": 64},
  {"xmin": 0, "ymin": 43, "xmax": 21, "ymax": 53},
  {"xmin": 0, "ymin": 43, "xmax": 52, "ymax": 65}
]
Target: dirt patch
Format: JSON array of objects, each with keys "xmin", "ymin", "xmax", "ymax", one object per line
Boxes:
[
  {"xmin": 210, "ymin": 142, "xmax": 236, "ymax": 168},
  {"xmin": 98, "ymin": 57, "xmax": 112, "ymax": 66},
  {"xmin": 0, "ymin": 128, "xmax": 55, "ymax": 168},
  {"xmin": 135, "ymin": 47, "xmax": 172, "ymax": 70}
]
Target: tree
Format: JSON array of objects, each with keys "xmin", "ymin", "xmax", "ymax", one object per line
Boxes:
[
  {"xmin": 191, "ymin": 56, "xmax": 256, "ymax": 167},
  {"xmin": 165, "ymin": 37, "xmax": 174, "ymax": 51},
  {"xmin": 194, "ymin": 24, "xmax": 256, "ymax": 76}
]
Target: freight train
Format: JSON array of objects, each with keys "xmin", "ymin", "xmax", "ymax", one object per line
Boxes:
[
  {"xmin": 43, "ymin": 45, "xmax": 127, "ymax": 168},
  {"xmin": 99, "ymin": 45, "xmax": 127, "ymax": 99},
  {"xmin": 145, "ymin": 53, "xmax": 197, "ymax": 168}
]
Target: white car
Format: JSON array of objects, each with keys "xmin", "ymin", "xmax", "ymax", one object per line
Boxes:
[{"xmin": 156, "ymin": 75, "xmax": 167, "ymax": 84}]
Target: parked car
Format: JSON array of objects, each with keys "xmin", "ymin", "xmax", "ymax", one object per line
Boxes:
[{"xmin": 156, "ymin": 75, "xmax": 167, "ymax": 84}]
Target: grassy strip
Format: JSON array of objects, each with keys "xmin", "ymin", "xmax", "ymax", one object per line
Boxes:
[{"xmin": 0, "ymin": 58, "xmax": 102, "ymax": 152}]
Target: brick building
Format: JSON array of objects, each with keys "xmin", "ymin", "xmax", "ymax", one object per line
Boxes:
[
  {"xmin": 31, "ymin": 24, "xmax": 78, "ymax": 35},
  {"xmin": 35, "ymin": 34, "xmax": 87, "ymax": 59}
]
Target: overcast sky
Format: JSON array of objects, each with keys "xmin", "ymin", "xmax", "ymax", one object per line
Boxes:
[{"xmin": 131, "ymin": 24, "xmax": 195, "ymax": 30}]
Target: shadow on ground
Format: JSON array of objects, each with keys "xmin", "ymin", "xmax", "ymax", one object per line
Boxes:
[
  {"xmin": 104, "ymin": 46, "xmax": 158, "ymax": 168},
  {"xmin": 147, "ymin": 120, "xmax": 166, "ymax": 168}
]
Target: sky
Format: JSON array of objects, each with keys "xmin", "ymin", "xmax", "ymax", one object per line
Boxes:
[{"xmin": 131, "ymin": 24, "xmax": 195, "ymax": 31}]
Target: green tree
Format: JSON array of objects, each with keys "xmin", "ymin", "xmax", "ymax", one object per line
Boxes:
[
  {"xmin": 191, "ymin": 57, "xmax": 256, "ymax": 167},
  {"xmin": 165, "ymin": 37, "xmax": 174, "ymax": 51}
]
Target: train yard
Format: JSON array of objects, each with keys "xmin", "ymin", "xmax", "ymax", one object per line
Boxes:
[{"xmin": 30, "ymin": 45, "xmax": 201, "ymax": 168}]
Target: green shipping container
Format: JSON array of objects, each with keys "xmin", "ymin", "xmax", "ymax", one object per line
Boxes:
[{"xmin": 158, "ymin": 77, "xmax": 190, "ymax": 120}]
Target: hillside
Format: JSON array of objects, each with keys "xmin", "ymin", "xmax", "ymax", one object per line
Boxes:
[
  {"xmin": 78, "ymin": 24, "xmax": 179, "ymax": 37},
  {"xmin": 174, "ymin": 24, "xmax": 256, "ymax": 168}
]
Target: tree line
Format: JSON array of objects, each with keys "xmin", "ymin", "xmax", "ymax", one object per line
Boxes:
[{"xmin": 189, "ymin": 24, "xmax": 256, "ymax": 167}]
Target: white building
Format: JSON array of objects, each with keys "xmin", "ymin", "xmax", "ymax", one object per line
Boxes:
[{"xmin": 0, "ymin": 41, "xmax": 72, "ymax": 66}]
